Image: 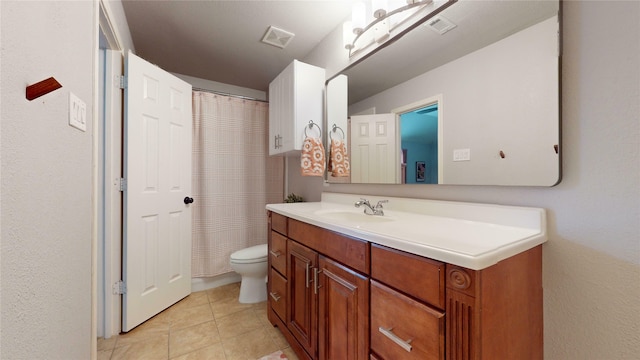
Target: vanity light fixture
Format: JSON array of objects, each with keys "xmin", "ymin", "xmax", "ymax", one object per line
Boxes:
[
  {"xmin": 372, "ymin": 0, "xmax": 389, "ymax": 18},
  {"xmin": 344, "ymin": 0, "xmax": 437, "ymax": 55},
  {"xmin": 343, "ymin": 21, "xmax": 356, "ymax": 49},
  {"xmin": 352, "ymin": 1, "xmax": 367, "ymax": 35}
]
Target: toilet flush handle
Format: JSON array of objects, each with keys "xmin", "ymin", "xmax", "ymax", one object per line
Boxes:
[{"xmin": 184, "ymin": 197, "xmax": 194, "ymax": 204}]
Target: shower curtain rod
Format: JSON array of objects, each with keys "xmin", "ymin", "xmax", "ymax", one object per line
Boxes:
[{"xmin": 192, "ymin": 87, "xmax": 268, "ymax": 103}]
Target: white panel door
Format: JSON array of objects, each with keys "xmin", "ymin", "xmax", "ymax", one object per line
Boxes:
[
  {"xmin": 350, "ymin": 114, "xmax": 399, "ymax": 183},
  {"xmin": 123, "ymin": 51, "xmax": 193, "ymax": 332}
]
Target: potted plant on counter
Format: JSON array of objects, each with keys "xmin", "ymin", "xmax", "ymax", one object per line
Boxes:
[{"xmin": 284, "ymin": 193, "xmax": 304, "ymax": 203}]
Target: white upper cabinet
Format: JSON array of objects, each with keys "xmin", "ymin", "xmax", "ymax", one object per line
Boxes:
[{"xmin": 269, "ymin": 60, "xmax": 325, "ymax": 156}]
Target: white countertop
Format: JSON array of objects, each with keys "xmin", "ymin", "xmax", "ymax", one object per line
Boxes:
[{"xmin": 266, "ymin": 192, "xmax": 547, "ymax": 270}]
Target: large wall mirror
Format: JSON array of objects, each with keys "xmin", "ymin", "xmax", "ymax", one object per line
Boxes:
[{"xmin": 325, "ymin": 0, "xmax": 561, "ymax": 186}]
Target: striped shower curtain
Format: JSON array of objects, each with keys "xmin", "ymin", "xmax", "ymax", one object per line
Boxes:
[{"xmin": 191, "ymin": 91, "xmax": 284, "ymax": 277}]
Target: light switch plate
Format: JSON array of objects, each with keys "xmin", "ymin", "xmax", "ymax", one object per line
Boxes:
[
  {"xmin": 69, "ymin": 92, "xmax": 87, "ymax": 132},
  {"xmin": 453, "ymin": 148, "xmax": 471, "ymax": 161}
]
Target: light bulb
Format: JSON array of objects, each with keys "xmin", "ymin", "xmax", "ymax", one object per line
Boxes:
[
  {"xmin": 343, "ymin": 22, "xmax": 355, "ymax": 49},
  {"xmin": 352, "ymin": 1, "xmax": 366, "ymax": 35}
]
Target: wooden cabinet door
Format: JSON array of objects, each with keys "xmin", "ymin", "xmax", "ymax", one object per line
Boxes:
[
  {"xmin": 287, "ymin": 240, "xmax": 318, "ymax": 358},
  {"xmin": 268, "ymin": 63, "xmax": 293, "ymax": 155},
  {"xmin": 268, "ymin": 60, "xmax": 325, "ymax": 155},
  {"xmin": 318, "ymin": 256, "xmax": 369, "ymax": 360}
]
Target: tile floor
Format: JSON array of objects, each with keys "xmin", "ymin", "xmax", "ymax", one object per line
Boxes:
[{"xmin": 97, "ymin": 283, "xmax": 298, "ymax": 360}]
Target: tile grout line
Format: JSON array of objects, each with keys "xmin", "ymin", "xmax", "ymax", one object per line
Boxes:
[{"xmin": 99, "ymin": 284, "xmax": 291, "ymax": 360}]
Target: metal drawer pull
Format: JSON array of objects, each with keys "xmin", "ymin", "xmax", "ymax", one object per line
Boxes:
[
  {"xmin": 313, "ymin": 268, "xmax": 323, "ymax": 294},
  {"xmin": 269, "ymin": 250, "xmax": 282, "ymax": 258},
  {"xmin": 305, "ymin": 263, "xmax": 311, "ymax": 288},
  {"xmin": 379, "ymin": 327, "xmax": 413, "ymax": 352},
  {"xmin": 269, "ymin": 292, "xmax": 281, "ymax": 302}
]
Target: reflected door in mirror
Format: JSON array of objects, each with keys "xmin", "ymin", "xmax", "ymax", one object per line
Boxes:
[{"xmin": 350, "ymin": 114, "xmax": 399, "ymax": 184}]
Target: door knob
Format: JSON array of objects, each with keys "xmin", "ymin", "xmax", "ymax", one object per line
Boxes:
[{"xmin": 183, "ymin": 197, "xmax": 194, "ymax": 204}]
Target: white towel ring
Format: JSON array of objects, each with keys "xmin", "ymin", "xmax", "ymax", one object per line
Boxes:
[
  {"xmin": 330, "ymin": 124, "xmax": 345, "ymax": 140},
  {"xmin": 304, "ymin": 120, "xmax": 322, "ymax": 138}
]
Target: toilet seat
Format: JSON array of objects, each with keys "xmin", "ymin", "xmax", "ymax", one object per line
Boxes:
[{"xmin": 230, "ymin": 244, "xmax": 268, "ymax": 264}]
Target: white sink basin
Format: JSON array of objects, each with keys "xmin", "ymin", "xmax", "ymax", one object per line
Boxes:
[{"xmin": 314, "ymin": 209, "xmax": 396, "ymax": 223}]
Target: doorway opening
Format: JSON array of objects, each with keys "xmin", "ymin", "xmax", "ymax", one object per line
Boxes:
[
  {"xmin": 97, "ymin": 4, "xmax": 125, "ymax": 340},
  {"xmin": 392, "ymin": 94, "xmax": 443, "ymax": 184},
  {"xmin": 399, "ymin": 104, "xmax": 439, "ymax": 184}
]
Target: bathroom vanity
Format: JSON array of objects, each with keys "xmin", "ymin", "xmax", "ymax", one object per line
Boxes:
[{"xmin": 266, "ymin": 193, "xmax": 546, "ymax": 360}]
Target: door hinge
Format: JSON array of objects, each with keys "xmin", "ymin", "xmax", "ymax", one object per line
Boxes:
[
  {"xmin": 116, "ymin": 75, "xmax": 127, "ymax": 89},
  {"xmin": 113, "ymin": 280, "xmax": 127, "ymax": 295},
  {"xmin": 117, "ymin": 178, "xmax": 127, "ymax": 192}
]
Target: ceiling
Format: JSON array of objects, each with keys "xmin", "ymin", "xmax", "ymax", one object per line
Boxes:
[{"xmin": 121, "ymin": 0, "xmax": 357, "ymax": 92}]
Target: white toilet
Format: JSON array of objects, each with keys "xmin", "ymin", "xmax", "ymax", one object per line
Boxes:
[{"xmin": 230, "ymin": 244, "xmax": 268, "ymax": 303}]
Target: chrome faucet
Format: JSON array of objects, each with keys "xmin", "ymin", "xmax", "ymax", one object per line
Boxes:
[{"xmin": 354, "ymin": 198, "xmax": 388, "ymax": 216}]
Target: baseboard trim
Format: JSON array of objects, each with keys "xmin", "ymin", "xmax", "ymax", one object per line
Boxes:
[{"xmin": 191, "ymin": 272, "xmax": 241, "ymax": 293}]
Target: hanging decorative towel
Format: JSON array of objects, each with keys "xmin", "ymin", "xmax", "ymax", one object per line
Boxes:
[
  {"xmin": 301, "ymin": 137, "xmax": 325, "ymax": 176},
  {"xmin": 328, "ymin": 125, "xmax": 349, "ymax": 177},
  {"xmin": 328, "ymin": 138, "xmax": 350, "ymax": 177},
  {"xmin": 301, "ymin": 121, "xmax": 325, "ymax": 176}
]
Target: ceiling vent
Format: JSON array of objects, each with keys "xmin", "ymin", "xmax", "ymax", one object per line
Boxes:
[
  {"xmin": 261, "ymin": 26, "xmax": 295, "ymax": 49},
  {"xmin": 425, "ymin": 15, "xmax": 457, "ymax": 35}
]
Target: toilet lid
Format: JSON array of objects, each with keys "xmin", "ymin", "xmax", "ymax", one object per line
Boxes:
[{"xmin": 230, "ymin": 244, "xmax": 268, "ymax": 263}]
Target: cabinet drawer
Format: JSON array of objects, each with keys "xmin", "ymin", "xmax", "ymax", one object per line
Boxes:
[
  {"xmin": 371, "ymin": 244, "xmax": 445, "ymax": 309},
  {"xmin": 269, "ymin": 268, "xmax": 287, "ymax": 321},
  {"xmin": 289, "ymin": 219, "xmax": 369, "ymax": 275},
  {"xmin": 271, "ymin": 212, "xmax": 287, "ymax": 236},
  {"xmin": 270, "ymin": 231, "xmax": 287, "ymax": 275},
  {"xmin": 371, "ymin": 280, "xmax": 444, "ymax": 360}
]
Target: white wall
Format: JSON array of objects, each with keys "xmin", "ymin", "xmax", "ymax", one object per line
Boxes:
[
  {"xmin": 1, "ymin": 1, "xmax": 96, "ymax": 359},
  {"xmin": 289, "ymin": 1, "xmax": 640, "ymax": 358}
]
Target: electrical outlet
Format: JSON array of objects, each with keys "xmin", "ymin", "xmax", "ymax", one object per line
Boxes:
[
  {"xmin": 453, "ymin": 148, "xmax": 471, "ymax": 161},
  {"xmin": 69, "ymin": 92, "xmax": 87, "ymax": 132}
]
